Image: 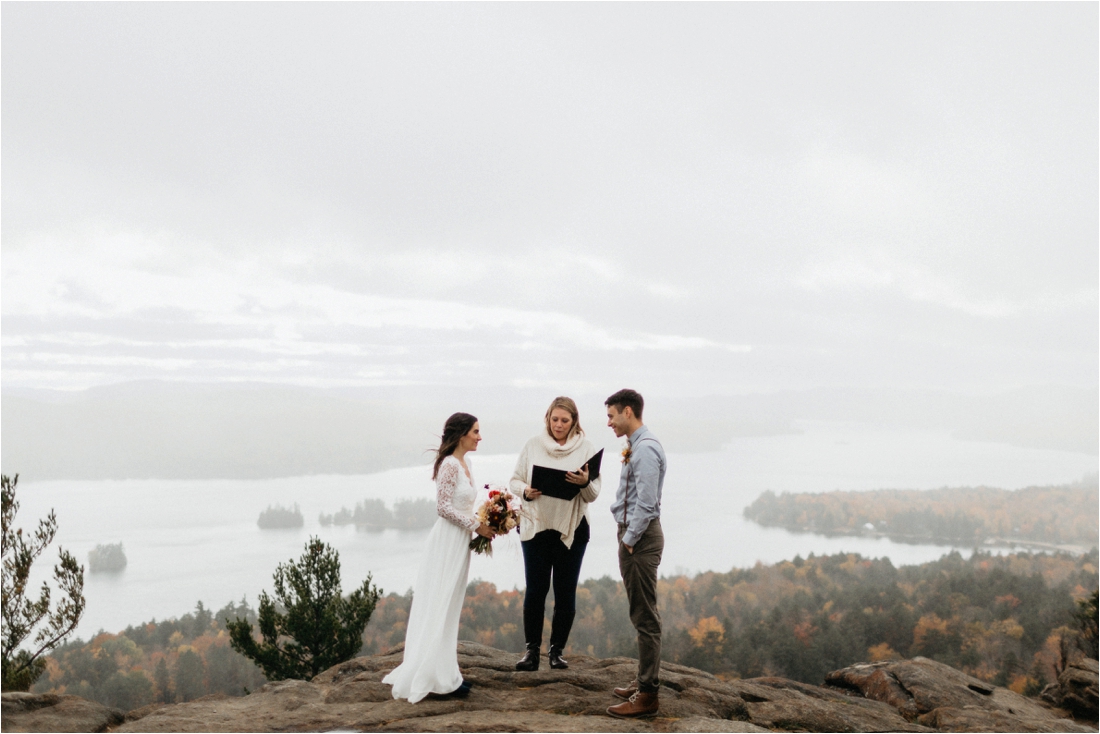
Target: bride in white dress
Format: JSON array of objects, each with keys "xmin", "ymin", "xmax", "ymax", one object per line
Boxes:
[{"xmin": 383, "ymin": 412, "xmax": 495, "ymax": 702}]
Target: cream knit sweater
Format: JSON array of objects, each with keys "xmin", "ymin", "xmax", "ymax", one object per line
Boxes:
[{"xmin": 509, "ymin": 430, "xmax": 601, "ymax": 549}]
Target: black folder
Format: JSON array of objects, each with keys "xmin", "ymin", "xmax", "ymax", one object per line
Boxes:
[{"xmin": 530, "ymin": 450, "xmax": 604, "ymax": 501}]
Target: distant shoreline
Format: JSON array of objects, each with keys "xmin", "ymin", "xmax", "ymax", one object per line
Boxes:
[
  {"xmin": 743, "ymin": 479, "xmax": 1099, "ymax": 554},
  {"xmin": 771, "ymin": 525, "xmax": 1095, "ymax": 556}
]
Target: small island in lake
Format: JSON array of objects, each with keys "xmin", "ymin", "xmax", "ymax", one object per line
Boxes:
[
  {"xmin": 257, "ymin": 503, "xmax": 304, "ymax": 529},
  {"xmin": 88, "ymin": 542, "xmax": 127, "ymax": 573},
  {"xmin": 319, "ymin": 497, "xmax": 436, "ymax": 531}
]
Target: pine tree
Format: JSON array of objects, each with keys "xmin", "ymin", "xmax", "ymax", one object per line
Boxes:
[
  {"xmin": 1, "ymin": 474, "xmax": 85, "ymax": 691},
  {"xmin": 174, "ymin": 649, "xmax": 205, "ymax": 702},
  {"xmin": 154, "ymin": 657, "xmax": 173, "ymax": 703},
  {"xmin": 227, "ymin": 537, "xmax": 381, "ymax": 681}
]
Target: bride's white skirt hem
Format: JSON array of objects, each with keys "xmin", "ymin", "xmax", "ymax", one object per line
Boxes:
[
  {"xmin": 381, "ymin": 669, "xmax": 464, "ymax": 704},
  {"xmin": 381, "ymin": 516, "xmax": 472, "ymax": 704}
]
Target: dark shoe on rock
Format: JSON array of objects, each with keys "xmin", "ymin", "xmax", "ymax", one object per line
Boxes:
[
  {"xmin": 449, "ymin": 679, "xmax": 472, "ymax": 698},
  {"xmin": 613, "ymin": 679, "xmax": 638, "ymax": 700},
  {"xmin": 607, "ymin": 690, "xmax": 658, "ymax": 718},
  {"xmin": 515, "ymin": 644, "xmax": 540, "ymax": 671},
  {"xmin": 548, "ymin": 645, "xmax": 568, "ymax": 670}
]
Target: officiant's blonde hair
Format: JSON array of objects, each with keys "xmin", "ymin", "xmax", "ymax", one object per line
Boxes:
[{"xmin": 544, "ymin": 396, "xmax": 582, "ymax": 441}]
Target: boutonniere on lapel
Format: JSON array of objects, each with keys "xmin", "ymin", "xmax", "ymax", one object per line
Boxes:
[{"xmin": 621, "ymin": 444, "xmax": 632, "ymax": 464}]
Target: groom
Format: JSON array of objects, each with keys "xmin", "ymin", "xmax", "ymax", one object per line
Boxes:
[{"xmin": 604, "ymin": 389, "xmax": 666, "ymax": 719}]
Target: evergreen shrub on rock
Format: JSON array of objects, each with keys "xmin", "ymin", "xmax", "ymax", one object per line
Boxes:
[{"xmin": 227, "ymin": 537, "xmax": 381, "ymax": 681}]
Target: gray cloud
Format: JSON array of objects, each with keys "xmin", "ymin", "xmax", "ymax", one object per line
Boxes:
[{"xmin": 2, "ymin": 2, "xmax": 1096, "ymax": 396}]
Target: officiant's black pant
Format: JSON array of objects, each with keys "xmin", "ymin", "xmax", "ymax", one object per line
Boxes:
[{"xmin": 521, "ymin": 517, "xmax": 590, "ymax": 649}]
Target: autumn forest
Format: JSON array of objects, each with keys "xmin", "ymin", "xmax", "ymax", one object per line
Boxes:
[{"xmin": 33, "ymin": 548, "xmax": 1098, "ymax": 712}]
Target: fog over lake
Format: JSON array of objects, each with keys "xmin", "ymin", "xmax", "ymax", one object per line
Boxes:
[{"xmin": 19, "ymin": 421, "xmax": 1096, "ymax": 640}]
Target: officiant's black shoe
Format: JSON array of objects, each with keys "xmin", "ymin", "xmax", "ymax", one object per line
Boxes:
[
  {"xmin": 548, "ymin": 645, "xmax": 569, "ymax": 669},
  {"xmin": 515, "ymin": 644, "xmax": 540, "ymax": 671}
]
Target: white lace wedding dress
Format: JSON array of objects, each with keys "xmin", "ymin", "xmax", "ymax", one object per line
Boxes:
[{"xmin": 383, "ymin": 455, "xmax": 479, "ymax": 702}]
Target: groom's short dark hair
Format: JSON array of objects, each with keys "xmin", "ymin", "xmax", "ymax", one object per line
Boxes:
[{"xmin": 605, "ymin": 389, "xmax": 644, "ymax": 420}]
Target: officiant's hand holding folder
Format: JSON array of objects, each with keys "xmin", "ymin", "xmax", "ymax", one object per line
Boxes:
[{"xmin": 529, "ymin": 449, "xmax": 604, "ymax": 501}]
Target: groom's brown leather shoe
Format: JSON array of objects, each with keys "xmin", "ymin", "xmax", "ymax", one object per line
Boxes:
[
  {"xmin": 613, "ymin": 679, "xmax": 638, "ymax": 699},
  {"xmin": 607, "ymin": 691, "xmax": 658, "ymax": 718}
]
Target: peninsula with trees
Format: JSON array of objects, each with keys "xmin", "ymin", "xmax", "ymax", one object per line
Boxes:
[{"xmin": 743, "ymin": 476, "xmax": 1098, "ymax": 550}]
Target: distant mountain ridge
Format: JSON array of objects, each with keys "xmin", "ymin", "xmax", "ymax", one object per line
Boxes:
[{"xmin": 1, "ymin": 381, "xmax": 1095, "ymax": 480}]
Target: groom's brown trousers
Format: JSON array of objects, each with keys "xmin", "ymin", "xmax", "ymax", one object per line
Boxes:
[{"xmin": 618, "ymin": 518, "xmax": 664, "ymax": 693}]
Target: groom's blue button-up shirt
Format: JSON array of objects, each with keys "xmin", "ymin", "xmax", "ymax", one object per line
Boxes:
[{"xmin": 609, "ymin": 425, "xmax": 666, "ymax": 548}]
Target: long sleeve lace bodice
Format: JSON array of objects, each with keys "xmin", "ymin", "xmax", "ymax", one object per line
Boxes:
[{"xmin": 436, "ymin": 457, "xmax": 479, "ymax": 532}]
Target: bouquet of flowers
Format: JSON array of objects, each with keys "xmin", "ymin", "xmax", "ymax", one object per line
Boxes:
[{"xmin": 469, "ymin": 484, "xmax": 522, "ymax": 556}]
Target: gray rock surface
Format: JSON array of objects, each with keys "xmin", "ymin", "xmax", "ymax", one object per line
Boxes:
[
  {"xmin": 729, "ymin": 676, "xmax": 931, "ymax": 732},
  {"xmin": 1, "ymin": 691, "xmax": 123, "ymax": 733},
  {"xmin": 117, "ymin": 643, "xmax": 771, "ymax": 733},
  {"xmin": 1059, "ymin": 656, "xmax": 1098, "ymax": 722},
  {"xmin": 1042, "ymin": 656, "xmax": 1099, "ymax": 723},
  {"xmin": 826, "ymin": 657, "xmax": 1095, "ymax": 732},
  {"xmin": 4, "ymin": 644, "xmax": 1094, "ymax": 732}
]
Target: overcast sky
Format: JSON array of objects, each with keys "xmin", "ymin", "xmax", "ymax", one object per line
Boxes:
[{"xmin": 3, "ymin": 3, "xmax": 1097, "ymax": 399}]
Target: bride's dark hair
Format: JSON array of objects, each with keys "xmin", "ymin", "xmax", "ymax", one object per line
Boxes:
[{"xmin": 433, "ymin": 412, "xmax": 478, "ymax": 479}]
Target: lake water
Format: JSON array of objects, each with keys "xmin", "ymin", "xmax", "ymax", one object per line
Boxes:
[{"xmin": 15, "ymin": 420, "xmax": 1097, "ymax": 640}]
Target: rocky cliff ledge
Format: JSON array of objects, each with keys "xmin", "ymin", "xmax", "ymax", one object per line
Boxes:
[{"xmin": 3, "ymin": 643, "xmax": 1096, "ymax": 733}]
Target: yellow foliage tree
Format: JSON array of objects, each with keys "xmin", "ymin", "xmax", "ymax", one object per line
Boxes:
[
  {"xmin": 868, "ymin": 642, "xmax": 900, "ymax": 661},
  {"xmin": 689, "ymin": 616, "xmax": 725, "ymax": 648}
]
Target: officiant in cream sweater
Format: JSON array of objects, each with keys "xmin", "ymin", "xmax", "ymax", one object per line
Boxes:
[{"xmin": 509, "ymin": 396, "xmax": 601, "ymax": 672}]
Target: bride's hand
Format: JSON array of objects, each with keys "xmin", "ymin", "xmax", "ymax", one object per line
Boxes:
[{"xmin": 476, "ymin": 523, "xmax": 494, "ymax": 538}]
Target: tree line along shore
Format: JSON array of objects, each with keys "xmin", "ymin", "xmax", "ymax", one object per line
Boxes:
[
  {"xmin": 256, "ymin": 498, "xmax": 439, "ymax": 530},
  {"xmin": 30, "ymin": 548, "xmax": 1099, "ymax": 713},
  {"xmin": 743, "ymin": 478, "xmax": 1098, "ymax": 549}
]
